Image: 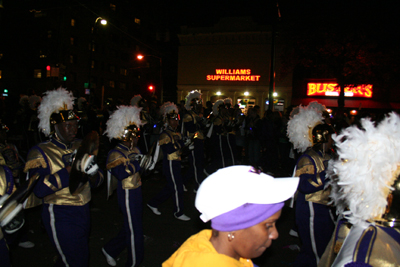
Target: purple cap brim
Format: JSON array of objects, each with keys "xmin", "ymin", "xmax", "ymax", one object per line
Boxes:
[{"xmin": 211, "ymin": 202, "xmax": 284, "ymax": 232}]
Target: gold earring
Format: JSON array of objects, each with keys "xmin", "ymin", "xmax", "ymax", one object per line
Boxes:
[{"xmin": 227, "ymin": 232, "xmax": 235, "ymax": 242}]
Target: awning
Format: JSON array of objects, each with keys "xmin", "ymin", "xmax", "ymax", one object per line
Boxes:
[{"xmin": 291, "ymin": 98, "xmax": 392, "ymax": 109}]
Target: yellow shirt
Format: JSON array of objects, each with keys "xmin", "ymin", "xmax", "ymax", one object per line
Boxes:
[{"xmin": 163, "ymin": 229, "xmax": 254, "ymax": 267}]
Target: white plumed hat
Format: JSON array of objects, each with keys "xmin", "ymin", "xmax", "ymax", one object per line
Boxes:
[
  {"xmin": 160, "ymin": 102, "xmax": 178, "ymax": 119},
  {"xmin": 287, "ymin": 104, "xmax": 324, "ymax": 153},
  {"xmin": 38, "ymin": 88, "xmax": 76, "ymax": 136},
  {"xmin": 104, "ymin": 105, "xmax": 143, "ymax": 140},
  {"xmin": 185, "ymin": 90, "xmax": 202, "ymax": 110},
  {"xmin": 329, "ymin": 112, "xmax": 400, "ymax": 227},
  {"xmin": 130, "ymin": 95, "xmax": 142, "ymax": 107},
  {"xmin": 213, "ymin": 99, "xmax": 225, "ymax": 116}
]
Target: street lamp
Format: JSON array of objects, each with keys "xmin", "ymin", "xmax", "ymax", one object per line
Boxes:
[{"xmin": 136, "ymin": 54, "xmax": 163, "ymax": 102}]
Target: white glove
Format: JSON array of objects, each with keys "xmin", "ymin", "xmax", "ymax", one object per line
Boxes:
[
  {"xmin": 140, "ymin": 154, "xmax": 154, "ymax": 170},
  {"xmin": 132, "ymin": 154, "xmax": 144, "ymax": 162},
  {"xmin": 183, "ymin": 137, "xmax": 192, "ymax": 147},
  {"xmin": 189, "ymin": 144, "xmax": 195, "ymax": 150},
  {"xmin": 78, "ymin": 154, "xmax": 99, "ymax": 176}
]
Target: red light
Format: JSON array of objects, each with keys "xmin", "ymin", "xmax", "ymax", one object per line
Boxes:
[
  {"xmin": 137, "ymin": 54, "xmax": 144, "ymax": 60},
  {"xmin": 46, "ymin": 65, "xmax": 51, "ymax": 71},
  {"xmin": 148, "ymin": 85, "xmax": 154, "ymax": 91}
]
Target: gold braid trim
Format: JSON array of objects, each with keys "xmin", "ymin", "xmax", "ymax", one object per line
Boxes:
[
  {"xmin": 295, "ymin": 164, "xmax": 315, "ymax": 177},
  {"xmin": 23, "ymin": 158, "xmax": 47, "ymax": 172},
  {"xmin": 183, "ymin": 113, "xmax": 193, "ymax": 123},
  {"xmin": 159, "ymin": 133, "xmax": 172, "ymax": 146},
  {"xmin": 106, "ymin": 158, "xmax": 129, "ymax": 170}
]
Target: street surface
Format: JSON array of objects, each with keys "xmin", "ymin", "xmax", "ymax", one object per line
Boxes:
[{"xmin": 9, "ymin": 168, "xmax": 301, "ymax": 267}]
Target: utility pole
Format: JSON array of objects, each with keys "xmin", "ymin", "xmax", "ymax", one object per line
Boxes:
[{"xmin": 268, "ymin": 2, "xmax": 281, "ymax": 111}]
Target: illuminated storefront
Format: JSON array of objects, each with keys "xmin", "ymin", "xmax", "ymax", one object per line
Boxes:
[
  {"xmin": 176, "ymin": 17, "xmax": 293, "ymax": 113},
  {"xmin": 291, "ymin": 79, "xmax": 393, "ymax": 110}
]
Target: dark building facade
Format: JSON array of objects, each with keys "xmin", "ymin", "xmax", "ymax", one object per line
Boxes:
[{"xmin": 0, "ymin": 0, "xmax": 174, "ymax": 108}]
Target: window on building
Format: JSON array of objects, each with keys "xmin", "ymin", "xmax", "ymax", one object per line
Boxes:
[
  {"xmin": 109, "ymin": 80, "xmax": 115, "ymax": 88},
  {"xmin": 120, "ymin": 68, "xmax": 127, "ymax": 76},
  {"xmin": 71, "ymin": 19, "xmax": 75, "ymax": 26},
  {"xmin": 34, "ymin": 69, "xmax": 42, "ymax": 78},
  {"xmin": 109, "ymin": 65, "xmax": 115, "ymax": 73},
  {"xmin": 120, "ymin": 82, "xmax": 126, "ymax": 90},
  {"xmin": 89, "ymin": 42, "xmax": 95, "ymax": 52},
  {"xmin": 91, "ymin": 60, "xmax": 95, "ymax": 69},
  {"xmin": 47, "ymin": 30, "xmax": 52, "ymax": 38},
  {"xmin": 70, "ymin": 37, "xmax": 74, "ymax": 45},
  {"xmin": 0, "ymin": 70, "xmax": 2, "ymax": 79},
  {"xmin": 110, "ymin": 3, "xmax": 116, "ymax": 11},
  {"xmin": 0, "ymin": 53, "xmax": 3, "ymax": 59},
  {"xmin": 33, "ymin": 10, "xmax": 46, "ymax": 18},
  {"xmin": 70, "ymin": 55, "xmax": 75, "ymax": 64}
]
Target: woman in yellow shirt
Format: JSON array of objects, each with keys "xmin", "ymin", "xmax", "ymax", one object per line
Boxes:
[{"xmin": 163, "ymin": 165, "xmax": 299, "ymax": 267}]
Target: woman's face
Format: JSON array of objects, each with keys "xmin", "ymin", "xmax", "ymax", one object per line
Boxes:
[{"xmin": 232, "ymin": 209, "xmax": 281, "ymax": 259}]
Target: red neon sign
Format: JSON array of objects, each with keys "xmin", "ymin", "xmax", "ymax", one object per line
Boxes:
[
  {"xmin": 307, "ymin": 83, "xmax": 373, "ymax": 98},
  {"xmin": 207, "ymin": 69, "xmax": 261, "ymax": 82}
]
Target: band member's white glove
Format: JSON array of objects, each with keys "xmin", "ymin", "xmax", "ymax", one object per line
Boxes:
[
  {"xmin": 140, "ymin": 154, "xmax": 154, "ymax": 170},
  {"xmin": 134, "ymin": 154, "xmax": 144, "ymax": 162},
  {"xmin": 183, "ymin": 136, "xmax": 192, "ymax": 147},
  {"xmin": 78, "ymin": 154, "xmax": 99, "ymax": 176}
]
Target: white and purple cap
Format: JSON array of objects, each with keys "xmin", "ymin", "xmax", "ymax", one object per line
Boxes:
[{"xmin": 195, "ymin": 165, "xmax": 299, "ymax": 231}]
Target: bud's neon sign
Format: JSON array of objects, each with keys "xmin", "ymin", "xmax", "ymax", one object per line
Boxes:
[
  {"xmin": 307, "ymin": 83, "xmax": 373, "ymax": 98},
  {"xmin": 207, "ymin": 69, "xmax": 261, "ymax": 81}
]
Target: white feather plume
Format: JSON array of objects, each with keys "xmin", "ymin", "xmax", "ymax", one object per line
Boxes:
[
  {"xmin": 308, "ymin": 101, "xmax": 326, "ymax": 113},
  {"xmin": 160, "ymin": 102, "xmax": 178, "ymax": 118},
  {"xmin": 287, "ymin": 104, "xmax": 324, "ymax": 153},
  {"xmin": 213, "ymin": 99, "xmax": 225, "ymax": 116},
  {"xmin": 104, "ymin": 105, "xmax": 143, "ymax": 140},
  {"xmin": 185, "ymin": 90, "xmax": 202, "ymax": 110},
  {"xmin": 329, "ymin": 112, "xmax": 400, "ymax": 226},
  {"xmin": 38, "ymin": 88, "xmax": 75, "ymax": 136},
  {"xmin": 130, "ymin": 95, "xmax": 142, "ymax": 107},
  {"xmin": 224, "ymin": 98, "xmax": 232, "ymax": 105}
]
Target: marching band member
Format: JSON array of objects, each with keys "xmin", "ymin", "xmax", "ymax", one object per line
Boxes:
[
  {"xmin": 130, "ymin": 95, "xmax": 152, "ymax": 154},
  {"xmin": 183, "ymin": 90, "xmax": 205, "ymax": 190},
  {"xmin": 208, "ymin": 100, "xmax": 235, "ymax": 171},
  {"xmin": 287, "ymin": 102, "xmax": 336, "ymax": 267},
  {"xmin": 102, "ymin": 105, "xmax": 144, "ymax": 267},
  {"xmin": 320, "ymin": 112, "xmax": 400, "ymax": 267},
  {"xmin": 24, "ymin": 88, "xmax": 103, "ymax": 266},
  {"xmin": 147, "ymin": 102, "xmax": 191, "ymax": 221},
  {"xmin": 0, "ymin": 165, "xmax": 15, "ymax": 267}
]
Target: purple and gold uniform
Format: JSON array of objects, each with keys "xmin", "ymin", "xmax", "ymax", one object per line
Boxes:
[
  {"xmin": 183, "ymin": 109, "xmax": 204, "ymax": 188},
  {"xmin": 103, "ymin": 143, "xmax": 144, "ymax": 267},
  {"xmin": 0, "ymin": 165, "xmax": 14, "ymax": 267},
  {"xmin": 294, "ymin": 148, "xmax": 335, "ymax": 267},
  {"xmin": 25, "ymin": 138, "xmax": 103, "ymax": 266},
  {"xmin": 148, "ymin": 126, "xmax": 186, "ymax": 217}
]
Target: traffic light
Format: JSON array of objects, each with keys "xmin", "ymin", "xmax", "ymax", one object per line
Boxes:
[
  {"xmin": 46, "ymin": 65, "xmax": 51, "ymax": 77},
  {"xmin": 148, "ymin": 85, "xmax": 154, "ymax": 91},
  {"xmin": 63, "ymin": 76, "xmax": 67, "ymax": 81},
  {"xmin": 2, "ymin": 89, "xmax": 8, "ymax": 97}
]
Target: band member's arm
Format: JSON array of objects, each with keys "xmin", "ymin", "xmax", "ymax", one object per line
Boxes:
[
  {"xmin": 24, "ymin": 148, "xmax": 70, "ymax": 198},
  {"xmin": 295, "ymin": 155, "xmax": 326, "ymax": 194},
  {"xmin": 30, "ymin": 167, "xmax": 70, "ymax": 198},
  {"xmin": 89, "ymin": 169, "xmax": 104, "ymax": 187},
  {"xmin": 107, "ymin": 151, "xmax": 140, "ymax": 181}
]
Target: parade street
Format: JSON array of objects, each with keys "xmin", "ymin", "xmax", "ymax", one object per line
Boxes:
[{"xmin": 10, "ymin": 169, "xmax": 301, "ymax": 267}]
